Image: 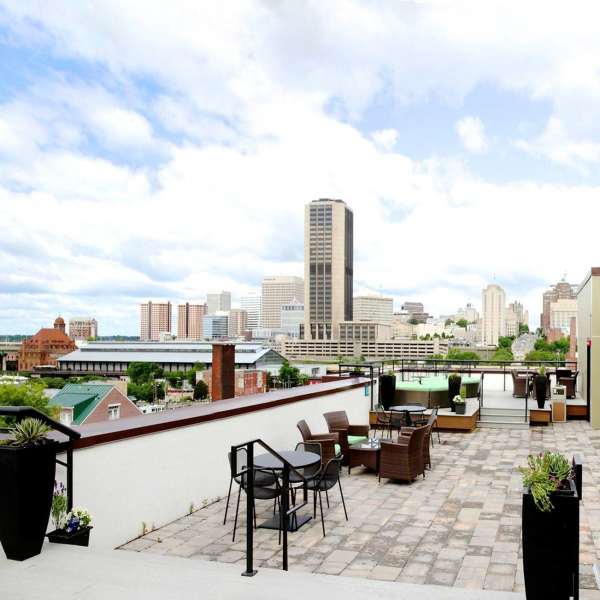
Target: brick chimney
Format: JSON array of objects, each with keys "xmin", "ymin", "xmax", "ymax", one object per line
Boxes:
[{"xmin": 211, "ymin": 343, "xmax": 235, "ymax": 401}]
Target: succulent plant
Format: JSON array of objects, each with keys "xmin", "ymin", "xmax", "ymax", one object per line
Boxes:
[{"xmin": 8, "ymin": 418, "xmax": 51, "ymax": 447}]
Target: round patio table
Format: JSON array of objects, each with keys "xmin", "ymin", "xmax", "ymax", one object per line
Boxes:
[
  {"xmin": 389, "ymin": 404, "xmax": 427, "ymax": 427},
  {"xmin": 254, "ymin": 450, "xmax": 320, "ymax": 532}
]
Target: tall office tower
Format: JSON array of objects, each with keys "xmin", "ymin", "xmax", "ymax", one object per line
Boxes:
[
  {"xmin": 304, "ymin": 198, "xmax": 353, "ymax": 340},
  {"xmin": 177, "ymin": 303, "xmax": 207, "ymax": 340},
  {"xmin": 207, "ymin": 291, "xmax": 231, "ymax": 315},
  {"xmin": 261, "ymin": 276, "xmax": 304, "ymax": 328},
  {"xmin": 68, "ymin": 317, "xmax": 98, "ymax": 340},
  {"xmin": 481, "ymin": 284, "xmax": 506, "ymax": 346},
  {"xmin": 140, "ymin": 301, "xmax": 172, "ymax": 341},
  {"xmin": 353, "ymin": 295, "xmax": 393, "ymax": 323},
  {"xmin": 504, "ymin": 306, "xmax": 519, "ymax": 337},
  {"xmin": 281, "ymin": 300, "xmax": 304, "ymax": 337},
  {"xmin": 241, "ymin": 293, "xmax": 261, "ymax": 330},
  {"xmin": 541, "ymin": 278, "xmax": 578, "ymax": 333},
  {"xmin": 228, "ymin": 309, "xmax": 248, "ymax": 337}
]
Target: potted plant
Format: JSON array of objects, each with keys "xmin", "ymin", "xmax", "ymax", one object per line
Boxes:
[
  {"xmin": 0, "ymin": 418, "xmax": 58, "ymax": 561},
  {"xmin": 47, "ymin": 488, "xmax": 93, "ymax": 547},
  {"xmin": 379, "ymin": 371, "xmax": 396, "ymax": 410},
  {"xmin": 534, "ymin": 367, "xmax": 548, "ymax": 409},
  {"xmin": 448, "ymin": 374, "xmax": 462, "ymax": 411},
  {"xmin": 519, "ymin": 452, "xmax": 579, "ymax": 599},
  {"xmin": 453, "ymin": 395, "xmax": 466, "ymax": 415}
]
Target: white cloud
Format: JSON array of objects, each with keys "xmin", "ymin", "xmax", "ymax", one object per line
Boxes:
[
  {"xmin": 370, "ymin": 128, "xmax": 398, "ymax": 151},
  {"xmin": 89, "ymin": 107, "xmax": 153, "ymax": 148},
  {"xmin": 456, "ymin": 116, "xmax": 487, "ymax": 153}
]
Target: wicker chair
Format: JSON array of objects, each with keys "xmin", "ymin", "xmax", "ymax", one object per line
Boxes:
[
  {"xmin": 511, "ymin": 371, "xmax": 527, "ymax": 397},
  {"xmin": 559, "ymin": 371, "xmax": 579, "ymax": 399},
  {"xmin": 323, "ymin": 410, "xmax": 370, "ymax": 463},
  {"xmin": 372, "ymin": 404, "xmax": 392, "ymax": 438},
  {"xmin": 297, "ymin": 420, "xmax": 340, "ymax": 464},
  {"xmin": 378, "ymin": 425, "xmax": 427, "ymax": 483},
  {"xmin": 401, "ymin": 410, "xmax": 437, "ymax": 470}
]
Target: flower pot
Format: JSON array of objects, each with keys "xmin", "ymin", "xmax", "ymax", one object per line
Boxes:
[
  {"xmin": 0, "ymin": 441, "xmax": 58, "ymax": 561},
  {"xmin": 47, "ymin": 526, "xmax": 92, "ymax": 547},
  {"xmin": 522, "ymin": 478, "xmax": 579, "ymax": 599},
  {"xmin": 379, "ymin": 374, "xmax": 396, "ymax": 410},
  {"xmin": 447, "ymin": 376, "xmax": 461, "ymax": 411},
  {"xmin": 534, "ymin": 375, "xmax": 547, "ymax": 409},
  {"xmin": 455, "ymin": 403, "xmax": 466, "ymax": 415}
]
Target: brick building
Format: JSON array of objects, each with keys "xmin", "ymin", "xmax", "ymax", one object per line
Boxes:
[{"xmin": 18, "ymin": 317, "xmax": 77, "ymax": 371}]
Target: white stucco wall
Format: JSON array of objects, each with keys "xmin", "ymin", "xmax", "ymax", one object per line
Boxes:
[{"xmin": 58, "ymin": 383, "xmax": 372, "ymax": 549}]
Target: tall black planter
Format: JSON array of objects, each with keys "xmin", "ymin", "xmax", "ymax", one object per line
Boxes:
[
  {"xmin": 448, "ymin": 376, "xmax": 462, "ymax": 412},
  {"xmin": 534, "ymin": 375, "xmax": 547, "ymax": 409},
  {"xmin": 522, "ymin": 479, "xmax": 579, "ymax": 600},
  {"xmin": 0, "ymin": 442, "xmax": 57, "ymax": 561},
  {"xmin": 379, "ymin": 374, "xmax": 396, "ymax": 410}
]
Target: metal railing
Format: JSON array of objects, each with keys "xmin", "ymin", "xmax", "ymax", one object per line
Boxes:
[
  {"xmin": 0, "ymin": 406, "xmax": 81, "ymax": 510},
  {"xmin": 336, "ymin": 363, "xmax": 380, "ymax": 410},
  {"xmin": 230, "ymin": 439, "xmax": 308, "ymax": 576}
]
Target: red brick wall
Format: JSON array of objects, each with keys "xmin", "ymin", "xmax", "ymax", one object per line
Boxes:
[
  {"xmin": 212, "ymin": 344, "xmax": 235, "ymax": 401},
  {"xmin": 83, "ymin": 388, "xmax": 142, "ymax": 424}
]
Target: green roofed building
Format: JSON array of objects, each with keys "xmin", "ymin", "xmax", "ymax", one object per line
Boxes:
[{"xmin": 49, "ymin": 383, "xmax": 142, "ymax": 426}]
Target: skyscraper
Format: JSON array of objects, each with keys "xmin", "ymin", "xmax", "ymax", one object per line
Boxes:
[
  {"xmin": 541, "ymin": 278, "xmax": 578, "ymax": 333},
  {"xmin": 481, "ymin": 285, "xmax": 506, "ymax": 346},
  {"xmin": 261, "ymin": 276, "xmax": 304, "ymax": 328},
  {"xmin": 207, "ymin": 291, "xmax": 231, "ymax": 315},
  {"xmin": 228, "ymin": 308, "xmax": 248, "ymax": 337},
  {"xmin": 177, "ymin": 303, "xmax": 206, "ymax": 340},
  {"xmin": 303, "ymin": 198, "xmax": 353, "ymax": 340},
  {"xmin": 353, "ymin": 295, "xmax": 393, "ymax": 323},
  {"xmin": 241, "ymin": 293, "xmax": 261, "ymax": 331},
  {"xmin": 140, "ymin": 301, "xmax": 172, "ymax": 341}
]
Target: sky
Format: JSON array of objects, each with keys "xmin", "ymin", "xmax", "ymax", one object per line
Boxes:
[{"xmin": 1, "ymin": 1, "xmax": 600, "ymax": 335}]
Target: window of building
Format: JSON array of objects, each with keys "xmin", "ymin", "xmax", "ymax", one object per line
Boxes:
[{"xmin": 108, "ymin": 404, "xmax": 121, "ymax": 420}]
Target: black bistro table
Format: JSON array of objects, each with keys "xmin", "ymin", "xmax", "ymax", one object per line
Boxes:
[
  {"xmin": 389, "ymin": 404, "xmax": 427, "ymax": 427},
  {"xmin": 254, "ymin": 450, "xmax": 320, "ymax": 532}
]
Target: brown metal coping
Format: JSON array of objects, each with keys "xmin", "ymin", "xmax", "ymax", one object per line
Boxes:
[{"xmin": 72, "ymin": 378, "xmax": 370, "ymax": 450}]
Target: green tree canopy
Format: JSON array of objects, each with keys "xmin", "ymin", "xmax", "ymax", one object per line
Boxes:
[
  {"xmin": 447, "ymin": 349, "xmax": 481, "ymax": 362},
  {"xmin": 43, "ymin": 377, "xmax": 66, "ymax": 389},
  {"xmin": 407, "ymin": 317, "xmax": 420, "ymax": 325},
  {"xmin": 445, "ymin": 318, "xmax": 454, "ymax": 326},
  {"xmin": 193, "ymin": 380, "xmax": 209, "ymax": 400},
  {"xmin": 187, "ymin": 362, "xmax": 205, "ymax": 386},
  {"xmin": 525, "ymin": 350, "xmax": 559, "ymax": 362},
  {"xmin": 492, "ymin": 348, "xmax": 514, "ymax": 362},
  {"xmin": 0, "ymin": 382, "xmax": 57, "ymax": 424},
  {"xmin": 498, "ymin": 336, "xmax": 515, "ymax": 349},
  {"xmin": 127, "ymin": 362, "xmax": 164, "ymax": 384},
  {"xmin": 279, "ymin": 360, "xmax": 302, "ymax": 387},
  {"xmin": 519, "ymin": 324, "xmax": 530, "ymax": 334},
  {"xmin": 455, "ymin": 318, "xmax": 468, "ymax": 329}
]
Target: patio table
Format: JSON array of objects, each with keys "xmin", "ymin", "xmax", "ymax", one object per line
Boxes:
[
  {"xmin": 389, "ymin": 404, "xmax": 427, "ymax": 427},
  {"xmin": 254, "ymin": 450, "xmax": 320, "ymax": 532}
]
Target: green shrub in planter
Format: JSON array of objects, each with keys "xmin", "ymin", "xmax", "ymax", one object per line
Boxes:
[
  {"xmin": 453, "ymin": 395, "xmax": 466, "ymax": 415},
  {"xmin": 447, "ymin": 374, "xmax": 462, "ymax": 411}
]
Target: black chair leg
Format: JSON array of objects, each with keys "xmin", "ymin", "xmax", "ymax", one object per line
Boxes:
[
  {"xmin": 223, "ymin": 477, "xmax": 233, "ymax": 525},
  {"xmin": 253, "ymin": 498, "xmax": 257, "ymax": 529},
  {"xmin": 338, "ymin": 479, "xmax": 348, "ymax": 521},
  {"xmin": 318, "ymin": 490, "xmax": 325, "ymax": 537},
  {"xmin": 325, "ymin": 489, "xmax": 330, "ymax": 508},
  {"xmin": 278, "ymin": 497, "xmax": 282, "ymax": 545},
  {"xmin": 232, "ymin": 484, "xmax": 242, "ymax": 542},
  {"xmin": 313, "ymin": 489, "xmax": 317, "ymax": 518}
]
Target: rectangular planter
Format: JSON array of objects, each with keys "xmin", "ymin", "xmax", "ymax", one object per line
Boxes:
[
  {"xmin": 522, "ymin": 479, "xmax": 579, "ymax": 600},
  {"xmin": 47, "ymin": 526, "xmax": 92, "ymax": 547}
]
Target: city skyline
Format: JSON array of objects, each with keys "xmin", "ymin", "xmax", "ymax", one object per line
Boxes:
[{"xmin": 3, "ymin": 4, "xmax": 600, "ymax": 334}]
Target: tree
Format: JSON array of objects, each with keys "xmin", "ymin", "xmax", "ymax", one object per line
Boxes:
[
  {"xmin": 447, "ymin": 349, "xmax": 480, "ymax": 362},
  {"xmin": 407, "ymin": 317, "xmax": 420, "ymax": 325},
  {"xmin": 456, "ymin": 318, "xmax": 468, "ymax": 329},
  {"xmin": 525, "ymin": 350, "xmax": 558, "ymax": 362},
  {"xmin": 127, "ymin": 362, "xmax": 163, "ymax": 384},
  {"xmin": 498, "ymin": 336, "xmax": 515, "ymax": 350},
  {"xmin": 279, "ymin": 360, "xmax": 302, "ymax": 387},
  {"xmin": 166, "ymin": 371, "xmax": 185, "ymax": 388},
  {"xmin": 193, "ymin": 380, "xmax": 209, "ymax": 400},
  {"xmin": 445, "ymin": 318, "xmax": 454, "ymax": 326},
  {"xmin": 186, "ymin": 362, "xmax": 205, "ymax": 386},
  {"xmin": 0, "ymin": 382, "xmax": 57, "ymax": 424},
  {"xmin": 492, "ymin": 348, "xmax": 514, "ymax": 362},
  {"xmin": 43, "ymin": 377, "xmax": 66, "ymax": 389},
  {"xmin": 519, "ymin": 324, "xmax": 530, "ymax": 335}
]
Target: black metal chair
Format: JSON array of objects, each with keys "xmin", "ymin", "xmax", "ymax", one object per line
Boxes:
[
  {"xmin": 372, "ymin": 403, "xmax": 392, "ymax": 438},
  {"xmin": 232, "ymin": 465, "xmax": 283, "ymax": 543},
  {"xmin": 289, "ymin": 442, "xmax": 322, "ymax": 516},
  {"xmin": 388, "ymin": 409, "xmax": 407, "ymax": 439},
  {"xmin": 224, "ymin": 448, "xmax": 276, "ymax": 526},
  {"xmin": 305, "ymin": 458, "xmax": 348, "ymax": 536}
]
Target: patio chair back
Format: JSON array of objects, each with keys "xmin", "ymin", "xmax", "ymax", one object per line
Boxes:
[
  {"xmin": 323, "ymin": 411, "xmax": 350, "ymax": 432},
  {"xmin": 317, "ymin": 458, "xmax": 343, "ymax": 492},
  {"xmin": 556, "ymin": 368, "xmax": 572, "ymax": 381},
  {"xmin": 379, "ymin": 425, "xmax": 427, "ymax": 482},
  {"xmin": 294, "ymin": 442, "xmax": 322, "ymax": 481},
  {"xmin": 297, "ymin": 419, "xmax": 313, "ymax": 441}
]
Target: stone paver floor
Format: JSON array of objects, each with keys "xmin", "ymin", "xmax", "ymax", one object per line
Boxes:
[{"xmin": 122, "ymin": 421, "xmax": 600, "ymax": 596}]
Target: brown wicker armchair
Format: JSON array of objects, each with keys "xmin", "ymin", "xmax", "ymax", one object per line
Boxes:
[
  {"xmin": 323, "ymin": 410, "xmax": 370, "ymax": 464},
  {"xmin": 511, "ymin": 371, "xmax": 527, "ymax": 397},
  {"xmin": 378, "ymin": 425, "xmax": 427, "ymax": 483},
  {"xmin": 297, "ymin": 420, "xmax": 340, "ymax": 464},
  {"xmin": 559, "ymin": 371, "xmax": 579, "ymax": 399},
  {"xmin": 401, "ymin": 410, "xmax": 437, "ymax": 470}
]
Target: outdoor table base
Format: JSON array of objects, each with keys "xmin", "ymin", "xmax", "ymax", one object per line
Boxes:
[{"xmin": 258, "ymin": 512, "xmax": 311, "ymax": 532}]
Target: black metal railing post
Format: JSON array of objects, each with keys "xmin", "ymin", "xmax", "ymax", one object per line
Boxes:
[
  {"xmin": 241, "ymin": 442, "xmax": 257, "ymax": 577},
  {"xmin": 281, "ymin": 463, "xmax": 289, "ymax": 571}
]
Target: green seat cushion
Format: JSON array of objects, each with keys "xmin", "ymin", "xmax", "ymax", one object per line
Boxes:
[
  {"xmin": 348, "ymin": 435, "xmax": 368, "ymax": 446},
  {"xmin": 335, "ymin": 444, "xmax": 342, "ymax": 456}
]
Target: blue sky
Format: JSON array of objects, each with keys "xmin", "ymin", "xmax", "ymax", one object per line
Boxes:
[{"xmin": 1, "ymin": 1, "xmax": 600, "ymax": 334}]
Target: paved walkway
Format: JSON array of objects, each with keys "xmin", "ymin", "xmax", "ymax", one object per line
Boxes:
[{"xmin": 122, "ymin": 421, "xmax": 600, "ymax": 596}]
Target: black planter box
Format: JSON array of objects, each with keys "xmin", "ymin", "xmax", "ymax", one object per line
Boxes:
[
  {"xmin": 379, "ymin": 375, "xmax": 396, "ymax": 410},
  {"xmin": 0, "ymin": 441, "xmax": 58, "ymax": 561},
  {"xmin": 448, "ymin": 377, "xmax": 461, "ymax": 412},
  {"xmin": 522, "ymin": 478, "xmax": 579, "ymax": 600},
  {"xmin": 455, "ymin": 403, "xmax": 466, "ymax": 415},
  {"xmin": 47, "ymin": 526, "xmax": 92, "ymax": 547}
]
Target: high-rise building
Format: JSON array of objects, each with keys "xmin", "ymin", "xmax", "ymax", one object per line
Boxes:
[
  {"xmin": 203, "ymin": 314, "xmax": 228, "ymax": 340},
  {"xmin": 68, "ymin": 317, "xmax": 98, "ymax": 340},
  {"xmin": 140, "ymin": 301, "xmax": 172, "ymax": 342},
  {"xmin": 353, "ymin": 295, "xmax": 393, "ymax": 323},
  {"xmin": 207, "ymin": 291, "xmax": 231, "ymax": 315},
  {"xmin": 455, "ymin": 303, "xmax": 479, "ymax": 324},
  {"xmin": 177, "ymin": 303, "xmax": 207, "ymax": 340},
  {"xmin": 549, "ymin": 298, "xmax": 577, "ymax": 335},
  {"xmin": 401, "ymin": 301, "xmax": 430, "ymax": 323},
  {"xmin": 281, "ymin": 300, "xmax": 304, "ymax": 337},
  {"xmin": 228, "ymin": 309, "xmax": 248, "ymax": 337},
  {"xmin": 303, "ymin": 198, "xmax": 353, "ymax": 340},
  {"xmin": 504, "ymin": 306, "xmax": 519, "ymax": 337},
  {"xmin": 481, "ymin": 284, "xmax": 506, "ymax": 346},
  {"xmin": 541, "ymin": 279, "xmax": 578, "ymax": 333},
  {"xmin": 241, "ymin": 293, "xmax": 261, "ymax": 330},
  {"xmin": 261, "ymin": 276, "xmax": 304, "ymax": 328}
]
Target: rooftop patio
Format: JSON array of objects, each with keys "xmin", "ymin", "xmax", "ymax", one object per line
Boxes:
[{"xmin": 121, "ymin": 421, "xmax": 600, "ymax": 597}]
